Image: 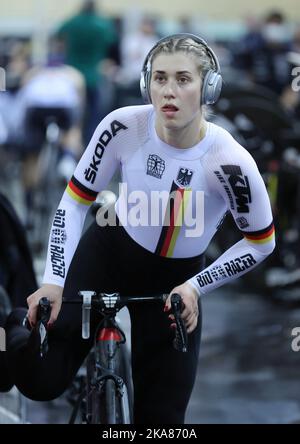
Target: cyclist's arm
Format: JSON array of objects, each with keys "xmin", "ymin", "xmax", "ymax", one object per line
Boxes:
[
  {"xmin": 42, "ymin": 111, "xmax": 129, "ymax": 287},
  {"xmin": 188, "ymin": 139, "xmax": 275, "ymax": 296}
]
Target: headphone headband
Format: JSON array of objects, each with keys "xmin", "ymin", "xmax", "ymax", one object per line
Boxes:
[
  {"xmin": 140, "ymin": 33, "xmax": 222, "ymax": 105},
  {"xmin": 142, "ymin": 33, "xmax": 221, "ymax": 76}
]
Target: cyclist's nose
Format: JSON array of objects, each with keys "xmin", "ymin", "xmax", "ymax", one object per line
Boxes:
[{"xmin": 163, "ymin": 80, "xmax": 176, "ymax": 98}]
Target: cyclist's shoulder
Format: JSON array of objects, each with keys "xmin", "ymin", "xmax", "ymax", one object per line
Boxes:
[
  {"xmin": 205, "ymin": 121, "xmax": 257, "ymax": 168},
  {"xmin": 95, "ymin": 104, "xmax": 153, "ymax": 138},
  {"xmin": 106, "ymin": 104, "xmax": 153, "ymax": 121},
  {"xmin": 207, "ymin": 121, "xmax": 241, "ymax": 151}
]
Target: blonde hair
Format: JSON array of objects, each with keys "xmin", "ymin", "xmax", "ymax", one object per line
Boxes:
[{"xmin": 150, "ymin": 37, "xmax": 214, "ymax": 80}]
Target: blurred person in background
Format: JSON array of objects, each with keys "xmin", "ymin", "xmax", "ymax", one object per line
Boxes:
[
  {"xmin": 281, "ymin": 26, "xmax": 300, "ymax": 118},
  {"xmin": 234, "ymin": 15, "xmax": 264, "ymax": 59},
  {"xmin": 16, "ymin": 37, "xmax": 86, "ymax": 225},
  {"xmin": 119, "ymin": 16, "xmax": 158, "ymax": 85},
  {"xmin": 112, "ymin": 15, "xmax": 159, "ymax": 108},
  {"xmin": 234, "ymin": 10, "xmax": 292, "ymax": 95},
  {"xmin": 2, "ymin": 41, "xmax": 31, "ymax": 93},
  {"xmin": 55, "ymin": 0, "xmax": 117, "ymax": 143},
  {"xmin": 0, "ymin": 41, "xmax": 31, "ymax": 149},
  {"xmin": 0, "ymin": 41, "xmax": 31, "ymax": 211},
  {"xmin": 291, "ymin": 26, "xmax": 300, "ymax": 54},
  {"xmin": 177, "ymin": 16, "xmax": 195, "ymax": 34}
]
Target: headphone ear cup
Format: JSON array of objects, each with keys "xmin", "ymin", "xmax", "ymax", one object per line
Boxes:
[
  {"xmin": 201, "ymin": 70, "xmax": 223, "ymax": 105},
  {"xmin": 140, "ymin": 70, "xmax": 151, "ymax": 104},
  {"xmin": 140, "ymin": 72, "xmax": 148, "ymax": 103}
]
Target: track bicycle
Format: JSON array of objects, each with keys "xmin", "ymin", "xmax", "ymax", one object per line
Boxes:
[{"xmin": 37, "ymin": 291, "xmax": 188, "ymax": 424}]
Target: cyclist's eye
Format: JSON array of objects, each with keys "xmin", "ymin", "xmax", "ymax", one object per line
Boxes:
[
  {"xmin": 154, "ymin": 75, "xmax": 165, "ymax": 83},
  {"xmin": 178, "ymin": 77, "xmax": 189, "ymax": 84}
]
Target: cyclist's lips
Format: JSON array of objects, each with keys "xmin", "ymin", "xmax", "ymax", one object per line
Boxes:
[{"xmin": 161, "ymin": 105, "xmax": 179, "ymax": 117}]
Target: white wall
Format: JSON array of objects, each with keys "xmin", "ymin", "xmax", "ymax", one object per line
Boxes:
[
  {"xmin": 0, "ymin": 0, "xmax": 299, "ymax": 26},
  {"xmin": 0, "ymin": 0, "xmax": 298, "ymax": 63}
]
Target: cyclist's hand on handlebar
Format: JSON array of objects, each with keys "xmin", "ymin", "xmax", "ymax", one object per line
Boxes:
[
  {"xmin": 27, "ymin": 284, "xmax": 63, "ymax": 328},
  {"xmin": 165, "ymin": 282, "xmax": 199, "ymax": 334}
]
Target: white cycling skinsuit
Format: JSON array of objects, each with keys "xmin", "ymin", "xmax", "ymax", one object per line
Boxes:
[{"xmin": 43, "ymin": 104, "xmax": 275, "ymax": 295}]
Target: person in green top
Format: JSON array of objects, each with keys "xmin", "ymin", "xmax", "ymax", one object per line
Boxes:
[{"xmin": 56, "ymin": 0, "xmax": 117, "ymax": 142}]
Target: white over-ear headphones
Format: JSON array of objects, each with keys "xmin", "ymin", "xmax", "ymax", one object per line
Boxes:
[{"xmin": 140, "ymin": 33, "xmax": 222, "ymax": 105}]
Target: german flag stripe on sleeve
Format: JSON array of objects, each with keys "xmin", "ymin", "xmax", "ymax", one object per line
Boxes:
[
  {"xmin": 243, "ymin": 222, "xmax": 275, "ymax": 244},
  {"xmin": 66, "ymin": 176, "xmax": 98, "ymax": 206}
]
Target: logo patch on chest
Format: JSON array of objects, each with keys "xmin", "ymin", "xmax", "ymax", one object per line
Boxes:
[
  {"xmin": 146, "ymin": 154, "xmax": 166, "ymax": 179},
  {"xmin": 175, "ymin": 168, "xmax": 194, "ymax": 187}
]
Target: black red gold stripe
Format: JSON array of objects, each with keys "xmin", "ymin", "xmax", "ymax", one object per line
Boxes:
[
  {"xmin": 66, "ymin": 176, "xmax": 97, "ymax": 206},
  {"xmin": 155, "ymin": 182, "xmax": 191, "ymax": 257},
  {"xmin": 243, "ymin": 222, "xmax": 275, "ymax": 244}
]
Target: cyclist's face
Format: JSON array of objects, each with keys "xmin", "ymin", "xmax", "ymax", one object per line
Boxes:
[{"xmin": 150, "ymin": 52, "xmax": 202, "ymax": 130}]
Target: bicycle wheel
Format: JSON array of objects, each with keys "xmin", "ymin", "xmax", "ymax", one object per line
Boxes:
[
  {"xmin": 102, "ymin": 377, "xmax": 131, "ymax": 424},
  {"xmin": 118, "ymin": 343, "xmax": 133, "ymax": 422},
  {"xmin": 86, "ymin": 353, "xmax": 119, "ymax": 424},
  {"xmin": 105, "ymin": 378, "xmax": 117, "ymax": 424},
  {"xmin": 106, "ymin": 342, "xmax": 133, "ymax": 423},
  {"xmin": 97, "ymin": 341, "xmax": 133, "ymax": 422},
  {"xmin": 86, "ymin": 372, "xmax": 121, "ymax": 424},
  {"xmin": 86, "ymin": 345, "xmax": 132, "ymax": 424},
  {"xmin": 86, "ymin": 353, "xmax": 100, "ymax": 424}
]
